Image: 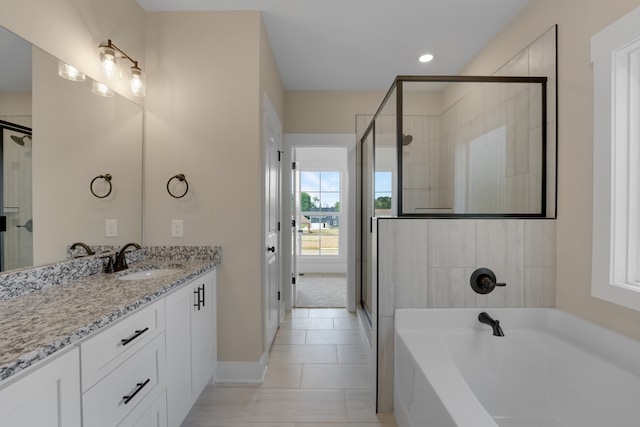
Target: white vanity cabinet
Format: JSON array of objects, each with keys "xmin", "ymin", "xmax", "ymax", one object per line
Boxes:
[
  {"xmin": 0, "ymin": 348, "xmax": 81, "ymax": 427},
  {"xmin": 80, "ymin": 299, "xmax": 167, "ymax": 427},
  {"xmin": 165, "ymin": 269, "xmax": 217, "ymax": 427}
]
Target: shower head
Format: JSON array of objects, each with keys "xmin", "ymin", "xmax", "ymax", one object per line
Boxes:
[
  {"xmin": 402, "ymin": 134, "xmax": 413, "ymax": 146},
  {"xmin": 10, "ymin": 135, "xmax": 31, "ymax": 146}
]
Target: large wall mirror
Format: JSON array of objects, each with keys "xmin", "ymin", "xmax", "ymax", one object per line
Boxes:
[{"xmin": 0, "ymin": 26, "xmax": 143, "ymax": 272}]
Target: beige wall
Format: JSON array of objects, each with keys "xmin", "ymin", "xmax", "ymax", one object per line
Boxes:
[
  {"xmin": 32, "ymin": 48, "xmax": 143, "ymax": 264},
  {"xmin": 0, "ymin": 0, "xmax": 145, "ymax": 104},
  {"xmin": 285, "ymin": 91, "xmax": 385, "ymax": 134},
  {"xmin": 145, "ymin": 11, "xmax": 284, "ymax": 363},
  {"xmin": 0, "ymin": 92, "xmax": 31, "ymax": 116},
  {"xmin": 459, "ymin": 0, "xmax": 640, "ymax": 340}
]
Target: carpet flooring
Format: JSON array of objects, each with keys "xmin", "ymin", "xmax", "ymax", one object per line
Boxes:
[{"xmin": 295, "ymin": 273, "xmax": 347, "ymax": 308}]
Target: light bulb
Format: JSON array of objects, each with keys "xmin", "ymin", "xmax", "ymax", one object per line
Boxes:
[
  {"xmin": 418, "ymin": 54, "xmax": 434, "ymax": 63},
  {"xmin": 91, "ymin": 81, "xmax": 114, "ymax": 97},
  {"xmin": 99, "ymin": 46, "xmax": 121, "ymax": 81},
  {"xmin": 58, "ymin": 61, "xmax": 86, "ymax": 82},
  {"xmin": 129, "ymin": 67, "xmax": 146, "ymax": 97}
]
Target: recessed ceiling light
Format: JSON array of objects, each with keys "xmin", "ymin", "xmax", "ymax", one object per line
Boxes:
[{"xmin": 418, "ymin": 54, "xmax": 434, "ymax": 63}]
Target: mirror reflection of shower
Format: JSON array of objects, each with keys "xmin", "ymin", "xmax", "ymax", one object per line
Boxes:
[
  {"xmin": 1, "ymin": 124, "xmax": 34, "ymax": 271},
  {"xmin": 10, "ymin": 134, "xmax": 31, "ymax": 146}
]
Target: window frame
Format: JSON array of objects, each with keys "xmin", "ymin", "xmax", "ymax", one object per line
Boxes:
[
  {"xmin": 591, "ymin": 5, "xmax": 640, "ymax": 310},
  {"xmin": 299, "ymin": 170, "xmax": 343, "ymax": 257}
]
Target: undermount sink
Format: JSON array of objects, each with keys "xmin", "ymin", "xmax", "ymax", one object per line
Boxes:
[{"xmin": 118, "ymin": 268, "xmax": 182, "ymax": 281}]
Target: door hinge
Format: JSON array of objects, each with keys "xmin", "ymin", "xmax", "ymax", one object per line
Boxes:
[
  {"xmin": 291, "ymin": 219, "xmax": 296, "ymax": 227},
  {"xmin": 291, "ymin": 277, "xmax": 296, "ymax": 285},
  {"xmin": 291, "ymin": 162, "xmax": 296, "ymax": 169},
  {"xmin": 277, "ymin": 150, "xmax": 283, "ymax": 161},
  {"xmin": 277, "ymin": 222, "xmax": 281, "ymax": 231},
  {"xmin": 277, "ymin": 291, "xmax": 281, "ymax": 301}
]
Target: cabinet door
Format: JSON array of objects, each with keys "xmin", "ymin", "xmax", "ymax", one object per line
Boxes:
[
  {"xmin": 165, "ymin": 283, "xmax": 193, "ymax": 426},
  {"xmin": 190, "ymin": 271, "xmax": 215, "ymax": 396},
  {"xmin": 0, "ymin": 348, "xmax": 81, "ymax": 427}
]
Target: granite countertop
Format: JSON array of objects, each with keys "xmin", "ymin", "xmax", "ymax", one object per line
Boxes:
[{"xmin": 0, "ymin": 250, "xmax": 220, "ymax": 383}]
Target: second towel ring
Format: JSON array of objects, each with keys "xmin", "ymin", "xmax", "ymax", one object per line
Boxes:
[
  {"xmin": 167, "ymin": 173, "xmax": 189, "ymax": 198},
  {"xmin": 90, "ymin": 174, "xmax": 112, "ymax": 198}
]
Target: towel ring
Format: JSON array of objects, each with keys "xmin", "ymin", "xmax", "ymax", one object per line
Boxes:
[
  {"xmin": 90, "ymin": 174, "xmax": 112, "ymax": 199},
  {"xmin": 167, "ymin": 173, "xmax": 189, "ymax": 199}
]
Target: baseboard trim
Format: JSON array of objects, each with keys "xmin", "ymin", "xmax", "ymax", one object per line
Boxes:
[{"xmin": 215, "ymin": 351, "xmax": 268, "ymax": 384}]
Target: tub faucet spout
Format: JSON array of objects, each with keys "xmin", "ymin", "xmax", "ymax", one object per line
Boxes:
[{"xmin": 478, "ymin": 312, "xmax": 504, "ymax": 337}]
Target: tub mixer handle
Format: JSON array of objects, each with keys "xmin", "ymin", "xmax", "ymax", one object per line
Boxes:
[{"xmin": 470, "ymin": 268, "xmax": 506, "ymax": 294}]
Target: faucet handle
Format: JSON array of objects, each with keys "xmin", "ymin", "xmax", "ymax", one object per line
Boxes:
[
  {"xmin": 102, "ymin": 254, "xmax": 115, "ymax": 273},
  {"xmin": 470, "ymin": 268, "xmax": 507, "ymax": 294}
]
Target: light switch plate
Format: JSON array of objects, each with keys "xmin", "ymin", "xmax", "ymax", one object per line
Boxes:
[
  {"xmin": 106, "ymin": 219, "xmax": 118, "ymax": 237},
  {"xmin": 171, "ymin": 219, "xmax": 184, "ymax": 238}
]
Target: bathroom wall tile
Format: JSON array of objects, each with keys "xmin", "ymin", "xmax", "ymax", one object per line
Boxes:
[
  {"xmin": 476, "ymin": 220, "xmax": 525, "ymax": 307},
  {"xmin": 524, "ymin": 267, "xmax": 556, "ymax": 307},
  {"xmin": 546, "ymin": 120, "xmax": 557, "ymax": 217},
  {"xmin": 524, "ymin": 220, "xmax": 556, "ymax": 267},
  {"xmin": 427, "ymin": 267, "xmax": 477, "ymax": 308},
  {"xmin": 528, "ymin": 127, "xmax": 543, "ymax": 212},
  {"xmin": 428, "ymin": 220, "xmax": 476, "ymax": 267},
  {"xmin": 378, "ymin": 220, "xmax": 429, "ymax": 316},
  {"xmin": 504, "ymin": 174, "xmax": 529, "ymax": 213},
  {"xmin": 377, "ymin": 316, "xmax": 395, "ymax": 413}
]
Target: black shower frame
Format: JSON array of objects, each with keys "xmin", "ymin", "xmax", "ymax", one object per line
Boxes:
[{"xmin": 360, "ymin": 75, "xmax": 549, "ymax": 219}]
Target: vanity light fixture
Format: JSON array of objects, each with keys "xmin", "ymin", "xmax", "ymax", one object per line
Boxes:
[
  {"xmin": 91, "ymin": 81, "xmax": 114, "ymax": 97},
  {"xmin": 98, "ymin": 39, "xmax": 146, "ymax": 97},
  {"xmin": 58, "ymin": 61, "xmax": 86, "ymax": 82},
  {"xmin": 418, "ymin": 53, "xmax": 434, "ymax": 63}
]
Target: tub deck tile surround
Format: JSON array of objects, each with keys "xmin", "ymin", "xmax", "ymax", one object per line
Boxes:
[{"xmin": 0, "ymin": 245, "xmax": 221, "ymax": 383}]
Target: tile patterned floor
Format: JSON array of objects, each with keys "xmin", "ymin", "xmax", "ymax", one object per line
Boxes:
[{"xmin": 181, "ymin": 308, "xmax": 397, "ymax": 427}]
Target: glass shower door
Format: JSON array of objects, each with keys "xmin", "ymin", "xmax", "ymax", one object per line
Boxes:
[{"xmin": 2, "ymin": 126, "xmax": 33, "ymax": 271}]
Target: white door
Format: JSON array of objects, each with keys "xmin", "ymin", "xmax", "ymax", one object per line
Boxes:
[
  {"xmin": 291, "ymin": 156, "xmax": 301, "ymax": 307},
  {"xmin": 263, "ymin": 94, "xmax": 282, "ymax": 350}
]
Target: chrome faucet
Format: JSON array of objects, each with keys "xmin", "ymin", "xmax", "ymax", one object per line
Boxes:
[
  {"xmin": 478, "ymin": 312, "xmax": 505, "ymax": 337},
  {"xmin": 113, "ymin": 243, "xmax": 141, "ymax": 272},
  {"xmin": 69, "ymin": 242, "xmax": 95, "ymax": 257}
]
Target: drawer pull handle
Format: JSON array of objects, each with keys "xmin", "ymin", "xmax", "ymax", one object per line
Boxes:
[
  {"xmin": 194, "ymin": 288, "xmax": 200, "ymax": 310},
  {"xmin": 120, "ymin": 327, "xmax": 149, "ymax": 346},
  {"xmin": 123, "ymin": 378, "xmax": 150, "ymax": 405}
]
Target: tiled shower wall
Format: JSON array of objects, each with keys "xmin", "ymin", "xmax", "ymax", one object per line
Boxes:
[{"xmin": 373, "ymin": 218, "xmax": 556, "ymax": 412}]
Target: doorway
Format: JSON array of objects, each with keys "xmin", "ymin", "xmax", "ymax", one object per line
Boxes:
[{"xmin": 282, "ymin": 135, "xmax": 356, "ymax": 312}]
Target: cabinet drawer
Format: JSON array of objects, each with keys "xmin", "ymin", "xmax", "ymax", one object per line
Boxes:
[
  {"xmin": 81, "ymin": 299, "xmax": 165, "ymax": 391},
  {"xmin": 119, "ymin": 389, "xmax": 167, "ymax": 427},
  {"xmin": 83, "ymin": 333, "xmax": 165, "ymax": 427}
]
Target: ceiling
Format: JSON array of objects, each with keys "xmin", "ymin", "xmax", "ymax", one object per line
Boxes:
[{"xmin": 137, "ymin": 0, "xmax": 530, "ymax": 91}]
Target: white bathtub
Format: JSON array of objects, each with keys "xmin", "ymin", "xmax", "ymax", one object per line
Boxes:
[{"xmin": 394, "ymin": 308, "xmax": 640, "ymax": 427}]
